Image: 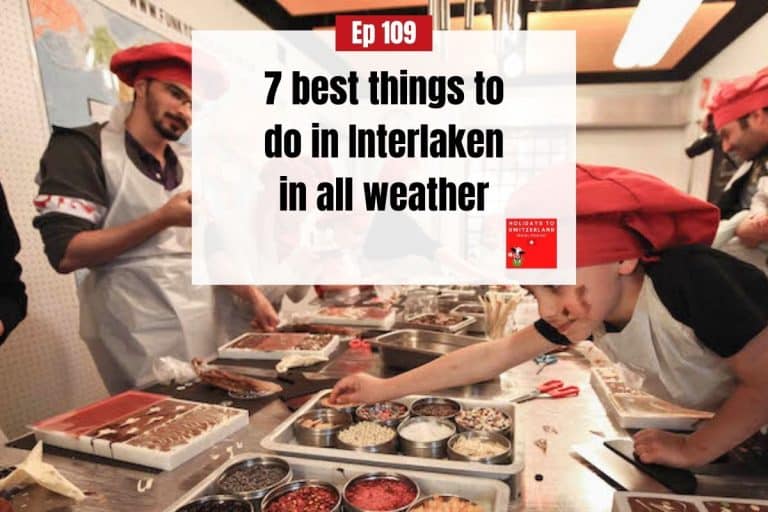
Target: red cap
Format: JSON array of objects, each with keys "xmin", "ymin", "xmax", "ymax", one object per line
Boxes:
[
  {"xmin": 708, "ymin": 67, "xmax": 768, "ymax": 130},
  {"xmin": 576, "ymin": 164, "xmax": 719, "ymax": 267},
  {"xmin": 110, "ymin": 42, "xmax": 191, "ymax": 89}
]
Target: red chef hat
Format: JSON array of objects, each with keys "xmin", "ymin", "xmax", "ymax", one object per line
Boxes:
[
  {"xmin": 110, "ymin": 42, "xmax": 191, "ymax": 89},
  {"xmin": 708, "ymin": 67, "xmax": 768, "ymax": 130},
  {"xmin": 576, "ymin": 164, "xmax": 719, "ymax": 267}
]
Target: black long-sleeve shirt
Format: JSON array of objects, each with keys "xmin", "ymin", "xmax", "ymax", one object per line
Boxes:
[
  {"xmin": 0, "ymin": 181, "xmax": 27, "ymax": 344},
  {"xmin": 32, "ymin": 124, "xmax": 183, "ymax": 270}
]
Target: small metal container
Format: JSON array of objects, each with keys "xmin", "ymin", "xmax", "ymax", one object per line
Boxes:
[
  {"xmin": 317, "ymin": 396, "xmax": 360, "ymax": 417},
  {"xmin": 397, "ymin": 417, "xmax": 456, "ymax": 459},
  {"xmin": 293, "ymin": 409, "xmax": 352, "ymax": 448},
  {"xmin": 409, "ymin": 397, "xmax": 462, "ymax": 420},
  {"xmin": 408, "ymin": 494, "xmax": 483, "ymax": 512},
  {"xmin": 398, "ymin": 313, "xmax": 476, "ymax": 334},
  {"xmin": 355, "ymin": 401, "xmax": 409, "ymax": 428},
  {"xmin": 450, "ymin": 303, "xmax": 484, "ymax": 316},
  {"xmin": 454, "ymin": 407, "xmax": 512, "ymax": 437},
  {"xmin": 447, "ymin": 431, "xmax": 512, "ymax": 465},
  {"xmin": 175, "ymin": 494, "xmax": 254, "ymax": 512},
  {"xmin": 342, "ymin": 472, "xmax": 420, "ymax": 512},
  {"xmin": 215, "ymin": 456, "xmax": 292, "ymax": 501},
  {"xmin": 336, "ymin": 422, "xmax": 399, "ymax": 454},
  {"xmin": 371, "ymin": 330, "xmax": 481, "ymax": 371},
  {"xmin": 261, "ymin": 479, "xmax": 341, "ymax": 512},
  {"xmin": 450, "ymin": 303, "xmax": 486, "ymax": 334}
]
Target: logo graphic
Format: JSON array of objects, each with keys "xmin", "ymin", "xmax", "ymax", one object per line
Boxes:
[
  {"xmin": 509, "ymin": 246, "xmax": 525, "ymax": 267},
  {"xmin": 506, "ymin": 218, "xmax": 557, "ymax": 269}
]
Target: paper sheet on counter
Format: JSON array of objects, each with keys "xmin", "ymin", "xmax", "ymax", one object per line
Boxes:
[
  {"xmin": 276, "ymin": 354, "xmax": 329, "ymax": 373},
  {"xmin": 0, "ymin": 441, "xmax": 85, "ymax": 502},
  {"xmin": 277, "ymin": 287, "xmax": 319, "ymax": 327}
]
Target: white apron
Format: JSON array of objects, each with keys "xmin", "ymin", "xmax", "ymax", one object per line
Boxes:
[
  {"xmin": 78, "ymin": 103, "xmax": 225, "ymax": 394},
  {"xmin": 714, "ymin": 161, "xmax": 768, "ymax": 274},
  {"xmin": 592, "ymin": 275, "xmax": 736, "ymax": 412}
]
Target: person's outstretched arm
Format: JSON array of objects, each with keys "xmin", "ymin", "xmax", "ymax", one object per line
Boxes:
[{"xmin": 330, "ymin": 323, "xmax": 559, "ymax": 404}]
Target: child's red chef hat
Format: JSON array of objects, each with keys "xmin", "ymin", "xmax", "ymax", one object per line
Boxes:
[
  {"xmin": 110, "ymin": 42, "xmax": 191, "ymax": 89},
  {"xmin": 708, "ymin": 67, "xmax": 768, "ymax": 130},
  {"xmin": 576, "ymin": 164, "xmax": 719, "ymax": 267}
]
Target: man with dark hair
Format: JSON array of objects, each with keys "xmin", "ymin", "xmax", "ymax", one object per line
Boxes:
[
  {"xmin": 0, "ymin": 181, "xmax": 27, "ymax": 346},
  {"xmin": 709, "ymin": 67, "xmax": 768, "ymax": 270},
  {"xmin": 33, "ymin": 43, "xmax": 278, "ymax": 393}
]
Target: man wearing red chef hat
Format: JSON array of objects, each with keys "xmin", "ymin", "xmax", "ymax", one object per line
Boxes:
[
  {"xmin": 331, "ymin": 164, "xmax": 768, "ymax": 469},
  {"xmin": 709, "ymin": 67, "xmax": 768, "ymax": 270},
  {"xmin": 32, "ymin": 42, "xmax": 279, "ymax": 393}
]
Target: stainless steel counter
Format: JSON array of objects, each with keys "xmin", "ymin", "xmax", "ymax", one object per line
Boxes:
[{"xmin": 0, "ymin": 350, "xmax": 638, "ymax": 512}]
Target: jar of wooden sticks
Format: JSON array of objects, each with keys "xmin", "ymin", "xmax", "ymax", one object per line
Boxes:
[{"xmin": 479, "ymin": 291, "xmax": 523, "ymax": 339}]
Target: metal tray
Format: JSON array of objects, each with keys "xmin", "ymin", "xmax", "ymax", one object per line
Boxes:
[
  {"xmin": 590, "ymin": 368, "xmax": 712, "ymax": 431},
  {"xmin": 302, "ymin": 307, "xmax": 397, "ymax": 329},
  {"xmin": 165, "ymin": 452, "xmax": 511, "ymax": 512},
  {"xmin": 370, "ymin": 329, "xmax": 482, "ymax": 371},
  {"xmin": 397, "ymin": 314, "xmax": 476, "ymax": 334},
  {"xmin": 260, "ymin": 390, "xmax": 524, "ymax": 497},
  {"xmin": 30, "ymin": 392, "xmax": 250, "ymax": 471},
  {"xmin": 218, "ymin": 332, "xmax": 340, "ymax": 361},
  {"xmin": 437, "ymin": 295, "xmax": 467, "ymax": 313},
  {"xmin": 450, "ymin": 304, "xmax": 486, "ymax": 334},
  {"xmin": 612, "ymin": 491, "xmax": 768, "ymax": 512},
  {"xmin": 424, "ymin": 286, "xmax": 480, "ymax": 298}
]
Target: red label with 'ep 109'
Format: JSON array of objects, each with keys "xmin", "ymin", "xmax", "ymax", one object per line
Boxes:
[{"xmin": 335, "ymin": 15, "xmax": 432, "ymax": 51}]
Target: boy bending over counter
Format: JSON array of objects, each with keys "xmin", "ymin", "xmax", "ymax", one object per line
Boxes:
[{"xmin": 330, "ymin": 164, "xmax": 768, "ymax": 469}]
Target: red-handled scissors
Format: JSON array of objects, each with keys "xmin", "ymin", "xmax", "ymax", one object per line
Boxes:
[{"xmin": 509, "ymin": 379, "xmax": 580, "ymax": 404}]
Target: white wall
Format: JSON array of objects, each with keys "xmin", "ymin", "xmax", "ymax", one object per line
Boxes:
[
  {"xmin": 577, "ymin": 127, "xmax": 691, "ymax": 190},
  {"xmin": 0, "ymin": 0, "xmax": 267, "ymax": 439},
  {"xmin": 576, "ymin": 82, "xmax": 691, "ymax": 191}
]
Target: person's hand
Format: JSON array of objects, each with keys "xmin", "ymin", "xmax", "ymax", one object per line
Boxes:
[
  {"xmin": 633, "ymin": 429, "xmax": 703, "ymax": 468},
  {"xmin": 247, "ymin": 287, "xmax": 279, "ymax": 331},
  {"xmin": 159, "ymin": 190, "xmax": 192, "ymax": 227},
  {"xmin": 735, "ymin": 214, "xmax": 768, "ymax": 247},
  {"xmin": 329, "ymin": 373, "xmax": 388, "ymax": 405}
]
